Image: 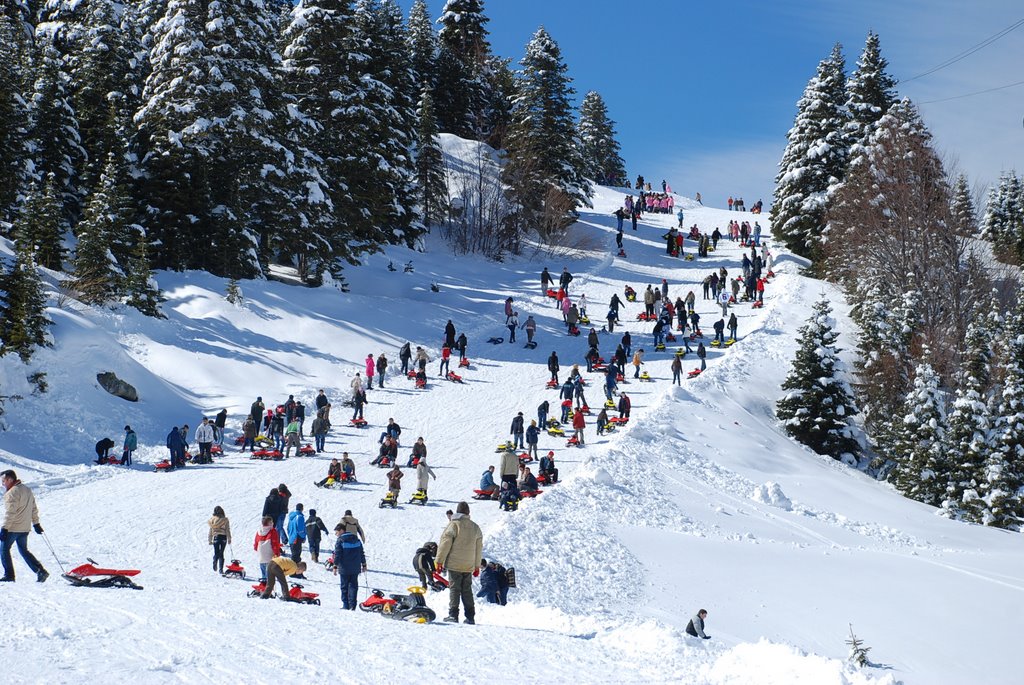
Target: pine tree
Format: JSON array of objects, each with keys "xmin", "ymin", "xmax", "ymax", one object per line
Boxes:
[
  {"xmin": 0, "ymin": 12, "xmax": 32, "ymax": 224},
  {"xmin": 771, "ymin": 43, "xmax": 849, "ymax": 260},
  {"xmin": 225, "ymin": 277, "xmax": 243, "ymax": 305},
  {"xmin": 435, "ymin": 0, "xmax": 491, "ymax": 138},
  {"xmin": 949, "ymin": 174, "xmax": 977, "ymax": 235},
  {"xmin": 19, "ymin": 174, "xmax": 65, "ymax": 271},
  {"xmin": 577, "ymin": 91, "xmax": 626, "ymax": 186},
  {"xmin": 980, "ymin": 171, "xmax": 1024, "ymax": 263},
  {"xmin": 942, "ymin": 321, "xmax": 993, "ymax": 521},
  {"xmin": 406, "ymin": 0, "xmax": 437, "ymax": 94},
  {"xmin": 889, "ymin": 358, "xmax": 948, "ymax": 505},
  {"xmin": 122, "ymin": 228, "xmax": 164, "ymax": 317},
  {"xmin": 845, "ymin": 31, "xmax": 897, "ymax": 151},
  {"xmin": 71, "ymin": 152, "xmax": 134, "ymax": 304},
  {"xmin": 29, "ymin": 43, "xmax": 86, "ymax": 232},
  {"xmin": 502, "ymin": 26, "xmax": 591, "ymax": 244},
  {"xmin": 0, "ymin": 229, "xmax": 51, "ymax": 362},
  {"xmin": 775, "ymin": 296, "xmax": 859, "ymax": 460},
  {"xmin": 414, "ymin": 89, "xmax": 448, "ymax": 228}
]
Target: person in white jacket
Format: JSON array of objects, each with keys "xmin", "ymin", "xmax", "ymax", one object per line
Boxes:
[{"xmin": 194, "ymin": 417, "xmax": 216, "ymax": 463}]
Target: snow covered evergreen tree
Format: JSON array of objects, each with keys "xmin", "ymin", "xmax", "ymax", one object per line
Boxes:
[
  {"xmin": 980, "ymin": 171, "xmax": 1024, "ymax": 263},
  {"xmin": 122, "ymin": 227, "xmax": 164, "ymax": 317},
  {"xmin": 19, "ymin": 174, "xmax": 65, "ymax": 271},
  {"xmin": 434, "ymin": 0, "xmax": 491, "ymax": 138},
  {"xmin": 29, "ymin": 43, "xmax": 86, "ymax": 233},
  {"xmin": 775, "ymin": 296, "xmax": 859, "ymax": 460},
  {"xmin": 0, "ymin": 12, "xmax": 32, "ymax": 224},
  {"xmin": 771, "ymin": 43, "xmax": 849, "ymax": 261},
  {"xmin": 577, "ymin": 90, "xmax": 626, "ymax": 186},
  {"xmin": 406, "ymin": 0, "xmax": 437, "ymax": 94},
  {"xmin": 949, "ymin": 174, "xmax": 977, "ymax": 236},
  {"xmin": 942, "ymin": 321, "xmax": 993, "ymax": 521},
  {"xmin": 889, "ymin": 358, "xmax": 948, "ymax": 505},
  {"xmin": 502, "ymin": 26, "xmax": 591, "ymax": 244},
  {"xmin": 0, "ymin": 227, "xmax": 51, "ymax": 362},
  {"xmin": 845, "ymin": 31, "xmax": 897, "ymax": 152},
  {"xmin": 414, "ymin": 89, "xmax": 448, "ymax": 228}
]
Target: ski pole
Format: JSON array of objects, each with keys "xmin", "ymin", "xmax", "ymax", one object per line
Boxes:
[{"xmin": 39, "ymin": 532, "xmax": 66, "ymax": 575}]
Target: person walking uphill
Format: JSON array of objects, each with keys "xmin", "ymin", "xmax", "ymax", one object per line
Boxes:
[
  {"xmin": 207, "ymin": 505, "xmax": 231, "ymax": 574},
  {"xmin": 436, "ymin": 501, "xmax": 484, "ymax": 624},
  {"xmin": 304, "ymin": 508, "xmax": 329, "ymax": 563},
  {"xmin": 540, "ymin": 267, "xmax": 552, "ymax": 295},
  {"xmin": 253, "ymin": 516, "xmax": 281, "ymax": 583},
  {"xmin": 286, "ymin": 503, "xmax": 307, "ymax": 563},
  {"xmin": 333, "ymin": 525, "xmax": 367, "ymax": 610},
  {"xmin": 1, "ymin": 470, "xmax": 48, "ymax": 582}
]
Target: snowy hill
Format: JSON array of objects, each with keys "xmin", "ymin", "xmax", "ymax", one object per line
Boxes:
[{"xmin": 0, "ymin": 141, "xmax": 1020, "ymax": 685}]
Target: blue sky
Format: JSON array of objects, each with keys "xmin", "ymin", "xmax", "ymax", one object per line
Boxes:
[{"xmin": 403, "ymin": 0, "xmax": 1023, "ymax": 212}]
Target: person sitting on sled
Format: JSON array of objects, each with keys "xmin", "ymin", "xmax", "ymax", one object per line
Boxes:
[
  {"xmin": 479, "ymin": 466, "xmax": 498, "ymax": 498},
  {"xmin": 518, "ymin": 466, "xmax": 539, "ymax": 493},
  {"xmin": 340, "ymin": 452, "xmax": 356, "ymax": 481},
  {"xmin": 316, "ymin": 458, "xmax": 342, "ymax": 487},
  {"xmin": 539, "ymin": 451, "xmax": 559, "ymax": 483},
  {"xmin": 371, "ymin": 436, "xmax": 398, "ymax": 467}
]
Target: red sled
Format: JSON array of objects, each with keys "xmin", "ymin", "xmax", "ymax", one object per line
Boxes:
[
  {"xmin": 251, "ymin": 448, "xmax": 284, "ymax": 460},
  {"xmin": 636, "ymin": 312, "xmax": 653, "ymax": 321},
  {"xmin": 546, "ymin": 379, "xmax": 559, "ymax": 389},
  {"xmin": 407, "ymin": 370, "xmax": 418, "ymax": 379},
  {"xmin": 578, "ymin": 404, "xmax": 591, "ymax": 414},
  {"xmin": 63, "ymin": 560, "xmax": 143, "ymax": 590},
  {"xmin": 350, "ymin": 418, "xmax": 369, "ymax": 428},
  {"xmin": 223, "ymin": 559, "xmax": 246, "ymax": 579},
  {"xmin": 546, "ymin": 288, "xmax": 559, "ymax": 299},
  {"xmin": 608, "ymin": 416, "xmax": 629, "ymax": 425},
  {"xmin": 299, "ymin": 444, "xmax": 316, "ymax": 456},
  {"xmin": 458, "ymin": 357, "xmax": 470, "ymax": 368},
  {"xmin": 428, "ymin": 570, "xmax": 450, "ymax": 591},
  {"xmin": 473, "ymin": 488, "xmax": 499, "ymax": 500},
  {"xmin": 519, "ymin": 489, "xmax": 543, "ymax": 498},
  {"xmin": 566, "ymin": 435, "xmax": 583, "ymax": 448},
  {"xmin": 752, "ymin": 300, "xmax": 764, "ymax": 309},
  {"xmin": 97, "ymin": 455, "xmax": 124, "ymax": 465},
  {"xmin": 154, "ymin": 460, "xmax": 174, "ymax": 472},
  {"xmin": 234, "ymin": 435, "xmax": 246, "ymax": 445},
  {"xmin": 415, "ymin": 377, "xmax": 427, "ymax": 389},
  {"xmin": 665, "ymin": 333, "xmax": 677, "ymax": 342},
  {"xmin": 518, "ymin": 452, "xmax": 534, "ymax": 463},
  {"xmin": 248, "ymin": 581, "xmax": 320, "ymax": 605},
  {"xmin": 446, "ymin": 371, "xmax": 464, "ymax": 383},
  {"xmin": 688, "ymin": 368, "xmax": 703, "ymax": 378},
  {"xmin": 211, "ymin": 444, "xmax": 224, "ymax": 456}
]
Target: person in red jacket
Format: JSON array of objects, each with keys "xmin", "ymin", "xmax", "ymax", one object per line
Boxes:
[
  {"xmin": 572, "ymin": 408, "xmax": 586, "ymax": 446},
  {"xmin": 756, "ymin": 277, "xmax": 766, "ymax": 302},
  {"xmin": 439, "ymin": 344, "xmax": 451, "ymax": 376},
  {"xmin": 254, "ymin": 516, "xmax": 282, "ymax": 583}
]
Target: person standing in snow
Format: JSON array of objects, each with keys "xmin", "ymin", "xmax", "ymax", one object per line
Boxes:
[
  {"xmin": 436, "ymin": 501, "xmax": 484, "ymax": 624},
  {"xmin": 376, "ymin": 353, "xmax": 388, "ymax": 388},
  {"xmin": 286, "ymin": 503, "xmax": 307, "ymax": 563},
  {"xmin": 283, "ymin": 416, "xmax": 301, "ymax": 458},
  {"xmin": 697, "ymin": 342, "xmax": 707, "ymax": 371},
  {"xmin": 333, "ymin": 524, "xmax": 367, "ymax": 610},
  {"xmin": 1, "ymin": 470, "xmax": 48, "ymax": 583},
  {"xmin": 166, "ymin": 426, "xmax": 186, "ymax": 469},
  {"xmin": 365, "ymin": 354, "xmax": 376, "ymax": 390},
  {"xmin": 249, "ymin": 397, "xmax": 265, "ymax": 427},
  {"xmin": 507, "ymin": 312, "xmax": 518, "ymax": 343},
  {"xmin": 521, "ymin": 315, "xmax": 537, "ymax": 344},
  {"xmin": 350, "ymin": 372, "xmax": 364, "ymax": 399},
  {"xmin": 121, "ymin": 425, "xmax": 137, "ymax": 466},
  {"xmin": 444, "ymin": 319, "xmax": 457, "ymax": 348},
  {"xmin": 207, "ymin": 505, "xmax": 231, "ymax": 574},
  {"xmin": 214, "ymin": 408, "xmax": 227, "ymax": 445},
  {"xmin": 338, "ymin": 509, "xmax": 366, "ymax": 542},
  {"xmin": 304, "ymin": 508, "xmax": 330, "ymax": 563},
  {"xmin": 253, "ymin": 515, "xmax": 282, "ymax": 583},
  {"xmin": 195, "ymin": 417, "xmax": 215, "ymax": 464},
  {"xmin": 416, "ymin": 458, "xmax": 437, "ymax": 497},
  {"xmin": 415, "ymin": 346, "xmax": 430, "ymax": 372},
  {"xmin": 456, "ymin": 333, "xmax": 468, "ymax": 361},
  {"xmin": 548, "ymin": 351, "xmax": 560, "ymax": 383},
  {"xmin": 439, "ymin": 344, "xmax": 452, "ymax": 376},
  {"xmin": 686, "ymin": 609, "xmax": 710, "ymax": 639},
  {"xmin": 559, "ymin": 267, "xmax": 573, "ymax": 294},
  {"xmin": 540, "ymin": 267, "xmax": 552, "ymax": 295},
  {"xmin": 510, "ymin": 412, "xmax": 525, "ymax": 450},
  {"xmin": 399, "ymin": 342, "xmax": 412, "ymax": 375}
]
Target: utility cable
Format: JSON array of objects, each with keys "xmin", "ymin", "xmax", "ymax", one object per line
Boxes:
[{"xmin": 899, "ymin": 17, "xmax": 1024, "ymax": 84}]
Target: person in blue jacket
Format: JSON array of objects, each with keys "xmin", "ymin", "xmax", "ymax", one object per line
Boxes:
[
  {"xmin": 286, "ymin": 503, "xmax": 307, "ymax": 563},
  {"xmin": 166, "ymin": 426, "xmax": 186, "ymax": 469},
  {"xmin": 476, "ymin": 559, "xmax": 510, "ymax": 605},
  {"xmin": 333, "ymin": 526, "xmax": 367, "ymax": 610},
  {"xmin": 122, "ymin": 426, "xmax": 137, "ymax": 466},
  {"xmin": 524, "ymin": 421, "xmax": 540, "ymax": 461},
  {"xmin": 479, "ymin": 466, "xmax": 498, "ymax": 497}
]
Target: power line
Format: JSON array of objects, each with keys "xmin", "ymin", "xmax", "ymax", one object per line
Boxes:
[
  {"xmin": 918, "ymin": 78, "xmax": 1024, "ymax": 104},
  {"xmin": 898, "ymin": 17, "xmax": 1024, "ymax": 84}
]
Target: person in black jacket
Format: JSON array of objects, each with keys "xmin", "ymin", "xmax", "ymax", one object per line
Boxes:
[
  {"xmin": 547, "ymin": 352, "xmax": 559, "ymax": 383},
  {"xmin": 444, "ymin": 320, "xmax": 456, "ymax": 348},
  {"xmin": 413, "ymin": 541, "xmax": 438, "ymax": 589},
  {"xmin": 399, "ymin": 342, "xmax": 412, "ymax": 375},
  {"xmin": 697, "ymin": 342, "xmax": 707, "ymax": 371},
  {"xmin": 262, "ymin": 488, "xmax": 283, "ymax": 528},
  {"xmin": 510, "ymin": 412, "xmax": 525, "ymax": 449},
  {"xmin": 456, "ymin": 333, "xmax": 468, "ymax": 361},
  {"xmin": 559, "ymin": 267, "xmax": 573, "ymax": 293},
  {"xmin": 94, "ymin": 438, "xmax": 116, "ymax": 464},
  {"xmin": 686, "ymin": 609, "xmax": 710, "ymax": 639},
  {"xmin": 304, "ymin": 508, "xmax": 330, "ymax": 563}
]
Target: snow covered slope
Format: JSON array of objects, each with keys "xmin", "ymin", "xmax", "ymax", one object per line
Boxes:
[{"xmin": 0, "ymin": 148, "xmax": 1019, "ymax": 684}]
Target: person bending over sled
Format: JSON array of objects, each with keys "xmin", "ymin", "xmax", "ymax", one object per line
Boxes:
[
  {"xmin": 413, "ymin": 541, "xmax": 438, "ymax": 589},
  {"xmin": 94, "ymin": 437, "xmax": 116, "ymax": 464}
]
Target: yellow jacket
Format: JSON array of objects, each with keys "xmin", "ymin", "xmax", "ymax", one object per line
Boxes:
[{"xmin": 271, "ymin": 556, "xmax": 300, "ymax": 576}]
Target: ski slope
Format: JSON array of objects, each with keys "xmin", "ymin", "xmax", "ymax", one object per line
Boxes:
[{"xmin": 0, "ymin": 145, "xmax": 1020, "ymax": 685}]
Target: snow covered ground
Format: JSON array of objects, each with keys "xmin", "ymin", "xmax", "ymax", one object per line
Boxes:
[{"xmin": 0, "ymin": 147, "xmax": 1021, "ymax": 684}]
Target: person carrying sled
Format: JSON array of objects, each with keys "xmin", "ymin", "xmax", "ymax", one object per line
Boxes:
[
  {"xmin": 286, "ymin": 504, "xmax": 307, "ymax": 563},
  {"xmin": 260, "ymin": 555, "xmax": 307, "ymax": 601},
  {"xmin": 338, "ymin": 509, "xmax": 366, "ymax": 543},
  {"xmin": 95, "ymin": 437, "xmax": 116, "ymax": 464},
  {"xmin": 333, "ymin": 524, "xmax": 367, "ymax": 610},
  {"xmin": 1, "ymin": 470, "xmax": 48, "ymax": 583},
  {"xmin": 305, "ymin": 508, "xmax": 330, "ymax": 563},
  {"xmin": 316, "ymin": 458, "xmax": 342, "ymax": 487},
  {"xmin": 253, "ymin": 516, "xmax": 282, "ymax": 583},
  {"xmin": 208, "ymin": 506, "xmax": 231, "ymax": 574},
  {"xmin": 414, "ymin": 541, "xmax": 439, "ymax": 590},
  {"xmin": 686, "ymin": 609, "xmax": 710, "ymax": 639},
  {"xmin": 121, "ymin": 425, "xmax": 137, "ymax": 466},
  {"xmin": 416, "ymin": 458, "xmax": 437, "ymax": 497},
  {"xmin": 436, "ymin": 501, "xmax": 484, "ymax": 624}
]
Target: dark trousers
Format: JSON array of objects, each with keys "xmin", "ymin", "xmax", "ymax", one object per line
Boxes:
[
  {"xmin": 340, "ymin": 572, "xmax": 360, "ymax": 610},
  {"xmin": 290, "ymin": 540, "xmax": 303, "ymax": 563},
  {"xmin": 315, "ymin": 433, "xmax": 326, "ymax": 452},
  {"xmin": 122, "ymin": 449, "xmax": 133, "ymax": 466},
  {"xmin": 401, "ymin": 357, "xmax": 410, "ymax": 374},
  {"xmin": 198, "ymin": 442, "xmax": 212, "ymax": 463},
  {"xmin": 262, "ymin": 561, "xmax": 288, "ymax": 598},
  {"xmin": 212, "ymin": 535, "xmax": 227, "ymax": 572},
  {"xmin": 1, "ymin": 531, "xmax": 43, "ymax": 579},
  {"xmin": 538, "ymin": 409, "xmax": 547, "ymax": 428},
  {"xmin": 447, "ymin": 570, "xmax": 475, "ymax": 621}
]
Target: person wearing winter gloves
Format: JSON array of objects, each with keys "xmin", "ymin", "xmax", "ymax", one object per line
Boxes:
[
  {"xmin": 436, "ymin": 501, "xmax": 483, "ymax": 624},
  {"xmin": 1, "ymin": 470, "xmax": 48, "ymax": 583}
]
